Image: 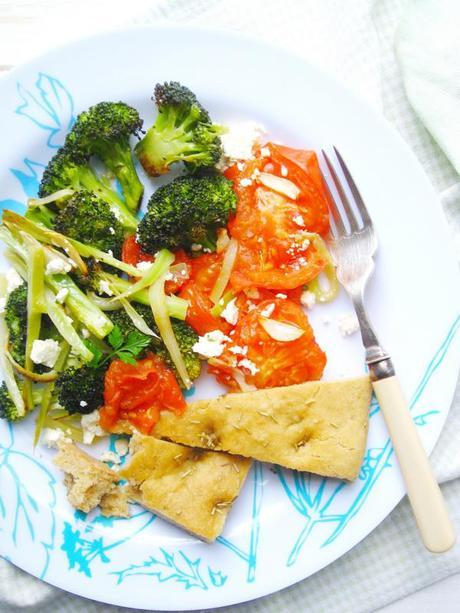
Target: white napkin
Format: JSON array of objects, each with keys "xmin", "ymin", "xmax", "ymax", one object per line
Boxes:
[{"xmin": 1, "ymin": 1, "xmax": 459, "ymax": 612}]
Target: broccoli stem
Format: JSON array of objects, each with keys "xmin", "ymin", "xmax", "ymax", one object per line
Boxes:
[
  {"xmin": 77, "ymin": 165, "xmax": 138, "ymax": 230},
  {"xmin": 96, "ymin": 141, "xmax": 144, "ymax": 212},
  {"xmin": 47, "ymin": 274, "xmax": 113, "ymax": 339},
  {"xmin": 149, "ymin": 275, "xmax": 191, "ymax": 389},
  {"xmin": 68, "ymin": 238, "xmax": 141, "ymax": 277},
  {"xmin": 114, "ymin": 249, "xmax": 175, "ymax": 300},
  {"xmin": 45, "ymin": 290, "xmax": 94, "ymax": 362},
  {"xmin": 33, "ymin": 341, "xmax": 70, "ymax": 446},
  {"xmin": 24, "ymin": 243, "xmax": 46, "ymax": 410}
]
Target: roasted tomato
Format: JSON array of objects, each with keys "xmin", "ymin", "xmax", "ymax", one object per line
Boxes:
[
  {"xmin": 225, "ymin": 144, "xmax": 330, "ymax": 291},
  {"xmin": 209, "ymin": 298, "xmax": 326, "ymax": 390},
  {"xmin": 100, "ymin": 354, "xmax": 186, "ymax": 434},
  {"xmin": 122, "ymin": 235, "xmax": 191, "ymax": 294},
  {"xmin": 179, "ymin": 252, "xmax": 230, "ymax": 335}
]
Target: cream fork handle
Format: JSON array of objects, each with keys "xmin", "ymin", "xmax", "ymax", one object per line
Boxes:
[{"xmin": 372, "ymin": 375, "xmax": 455, "ymax": 553}]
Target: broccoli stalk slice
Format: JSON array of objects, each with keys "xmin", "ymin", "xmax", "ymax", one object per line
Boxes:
[
  {"xmin": 113, "ymin": 249, "xmax": 175, "ymax": 301},
  {"xmin": 94, "ymin": 140, "xmax": 144, "ymax": 213},
  {"xmin": 45, "ymin": 290, "xmax": 94, "ymax": 362},
  {"xmin": 149, "ymin": 274, "xmax": 191, "ymax": 389},
  {"xmin": 0, "ymin": 280, "xmax": 26, "ymax": 420},
  {"xmin": 33, "ymin": 340, "xmax": 70, "ymax": 445},
  {"xmin": 68, "ymin": 238, "xmax": 141, "ymax": 277},
  {"xmin": 47, "ymin": 274, "xmax": 113, "ymax": 339}
]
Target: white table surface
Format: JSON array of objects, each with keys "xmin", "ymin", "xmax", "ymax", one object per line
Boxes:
[{"xmin": 0, "ymin": 2, "xmax": 459, "ymax": 611}]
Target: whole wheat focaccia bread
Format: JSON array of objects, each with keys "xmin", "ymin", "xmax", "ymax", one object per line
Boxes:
[
  {"xmin": 153, "ymin": 376, "xmax": 371, "ymax": 480},
  {"xmin": 120, "ymin": 434, "xmax": 252, "ymax": 542}
]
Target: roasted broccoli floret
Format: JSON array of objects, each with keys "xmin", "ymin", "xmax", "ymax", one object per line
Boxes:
[
  {"xmin": 53, "ymin": 190, "xmax": 124, "ymax": 258},
  {"xmin": 0, "ymin": 382, "xmax": 24, "ymax": 422},
  {"xmin": 137, "ymin": 174, "xmax": 236, "ymax": 253},
  {"xmin": 56, "ymin": 365, "xmax": 106, "ymax": 415},
  {"xmin": 66, "ymin": 102, "xmax": 144, "ymax": 211},
  {"xmin": 109, "ymin": 307, "xmax": 201, "ymax": 385},
  {"xmin": 5, "ymin": 284, "xmax": 28, "ymax": 365},
  {"xmin": 135, "ymin": 81, "xmax": 223, "ymax": 176},
  {"xmin": 38, "ymin": 147, "xmax": 138, "ymax": 231}
]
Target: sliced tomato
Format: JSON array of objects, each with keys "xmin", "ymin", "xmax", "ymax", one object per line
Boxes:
[
  {"xmin": 209, "ymin": 298, "xmax": 326, "ymax": 390},
  {"xmin": 100, "ymin": 354, "xmax": 186, "ymax": 434},
  {"xmin": 225, "ymin": 148, "xmax": 329, "ymax": 291},
  {"xmin": 179, "ymin": 252, "xmax": 231, "ymax": 335},
  {"xmin": 122, "ymin": 235, "xmax": 191, "ymax": 294}
]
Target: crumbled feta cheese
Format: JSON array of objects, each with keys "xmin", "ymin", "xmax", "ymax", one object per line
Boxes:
[
  {"xmin": 80, "ymin": 400, "xmax": 88, "ymax": 408},
  {"xmin": 81, "ymin": 410, "xmax": 105, "ymax": 445},
  {"xmin": 107, "ymin": 250, "xmax": 114, "ymax": 257},
  {"xmin": 192, "ymin": 330, "xmax": 230, "ymax": 358},
  {"xmin": 42, "ymin": 428, "xmax": 70, "ymax": 449},
  {"xmin": 338, "ymin": 313, "xmax": 360, "ymax": 337},
  {"xmin": 276, "ymin": 293, "xmax": 287, "ymax": 299},
  {"xmin": 114, "ymin": 438, "xmax": 129, "ymax": 457},
  {"xmin": 300, "ymin": 290, "xmax": 316, "ymax": 309},
  {"xmin": 98, "ymin": 280, "xmax": 113, "ymax": 296},
  {"xmin": 220, "ymin": 121, "xmax": 266, "ymax": 164},
  {"xmin": 0, "ymin": 297, "xmax": 6, "ymax": 314},
  {"xmin": 81, "ymin": 328, "xmax": 90, "ymax": 338},
  {"xmin": 30, "ymin": 339, "xmax": 60, "ymax": 368},
  {"xmin": 229, "ymin": 345, "xmax": 248, "ymax": 356},
  {"xmin": 6, "ymin": 268, "xmax": 24, "ymax": 294},
  {"xmin": 109, "ymin": 226, "xmax": 116, "ymax": 235},
  {"xmin": 100, "ymin": 450, "xmax": 121, "ymax": 464},
  {"xmin": 238, "ymin": 358, "xmax": 259, "ymax": 375},
  {"xmin": 221, "ymin": 298, "xmax": 239, "ymax": 325},
  {"xmin": 293, "ymin": 214, "xmax": 305, "ymax": 227},
  {"xmin": 260, "ymin": 303, "xmax": 275, "ymax": 318},
  {"xmin": 260, "ymin": 146, "xmax": 270, "ymax": 157},
  {"xmin": 281, "ymin": 165, "xmax": 288, "ymax": 177},
  {"xmin": 191, "ymin": 243, "xmax": 202, "ymax": 252},
  {"xmin": 136, "ymin": 261, "xmax": 152, "ymax": 272},
  {"xmin": 45, "ymin": 258, "xmax": 71, "ymax": 275},
  {"xmin": 240, "ymin": 178, "xmax": 252, "ymax": 187},
  {"xmin": 236, "ymin": 161, "xmax": 246, "ymax": 171},
  {"xmin": 55, "ymin": 288, "xmax": 69, "ymax": 304}
]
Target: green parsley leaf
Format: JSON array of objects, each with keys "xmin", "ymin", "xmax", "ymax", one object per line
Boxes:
[
  {"xmin": 83, "ymin": 339, "xmax": 104, "ymax": 368},
  {"xmin": 107, "ymin": 325, "xmax": 124, "ymax": 350}
]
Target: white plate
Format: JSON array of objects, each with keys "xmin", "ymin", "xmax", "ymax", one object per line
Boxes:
[{"xmin": 0, "ymin": 26, "xmax": 459, "ymax": 611}]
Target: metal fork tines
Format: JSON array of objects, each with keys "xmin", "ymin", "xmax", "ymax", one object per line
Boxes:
[{"xmin": 321, "ymin": 148, "xmax": 392, "ymax": 378}]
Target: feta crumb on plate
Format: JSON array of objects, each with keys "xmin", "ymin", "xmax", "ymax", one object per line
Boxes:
[
  {"xmin": 260, "ymin": 303, "xmax": 275, "ymax": 318},
  {"xmin": 6, "ymin": 268, "xmax": 24, "ymax": 294},
  {"xmin": 45, "ymin": 257, "xmax": 72, "ymax": 275},
  {"xmin": 338, "ymin": 312, "xmax": 360, "ymax": 336},
  {"xmin": 219, "ymin": 121, "xmax": 266, "ymax": 166},
  {"xmin": 221, "ymin": 298, "xmax": 239, "ymax": 325},
  {"xmin": 81, "ymin": 410, "xmax": 105, "ymax": 445},
  {"xmin": 300, "ymin": 290, "xmax": 316, "ymax": 309},
  {"xmin": 192, "ymin": 330, "xmax": 230, "ymax": 359},
  {"xmin": 42, "ymin": 427, "xmax": 70, "ymax": 449},
  {"xmin": 229, "ymin": 345, "xmax": 248, "ymax": 356},
  {"xmin": 30, "ymin": 339, "xmax": 60, "ymax": 368},
  {"xmin": 100, "ymin": 450, "xmax": 121, "ymax": 464}
]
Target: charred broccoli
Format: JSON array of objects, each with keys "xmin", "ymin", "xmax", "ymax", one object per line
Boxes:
[
  {"xmin": 137, "ymin": 174, "xmax": 236, "ymax": 253},
  {"xmin": 66, "ymin": 102, "xmax": 144, "ymax": 211},
  {"xmin": 38, "ymin": 147, "xmax": 138, "ymax": 231},
  {"xmin": 53, "ymin": 190, "xmax": 124, "ymax": 258},
  {"xmin": 0, "ymin": 382, "xmax": 24, "ymax": 422},
  {"xmin": 56, "ymin": 365, "xmax": 106, "ymax": 415},
  {"xmin": 5, "ymin": 284, "xmax": 28, "ymax": 365},
  {"xmin": 135, "ymin": 81, "xmax": 223, "ymax": 176}
]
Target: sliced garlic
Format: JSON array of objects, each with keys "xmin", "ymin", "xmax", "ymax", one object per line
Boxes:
[
  {"xmin": 259, "ymin": 317, "xmax": 305, "ymax": 341},
  {"xmin": 257, "ymin": 172, "xmax": 301, "ymax": 200}
]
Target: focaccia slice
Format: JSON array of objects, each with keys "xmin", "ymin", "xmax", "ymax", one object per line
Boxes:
[
  {"xmin": 120, "ymin": 434, "xmax": 252, "ymax": 542},
  {"xmin": 154, "ymin": 376, "xmax": 371, "ymax": 480}
]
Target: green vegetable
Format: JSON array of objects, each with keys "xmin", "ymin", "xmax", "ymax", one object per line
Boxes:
[
  {"xmin": 85, "ymin": 324, "xmax": 151, "ymax": 368},
  {"xmin": 135, "ymin": 81, "xmax": 223, "ymax": 176},
  {"xmin": 38, "ymin": 146, "xmax": 138, "ymax": 231},
  {"xmin": 137, "ymin": 174, "xmax": 236, "ymax": 253},
  {"xmin": 66, "ymin": 102, "xmax": 144, "ymax": 211},
  {"xmin": 53, "ymin": 190, "xmax": 125, "ymax": 259},
  {"xmin": 0, "ymin": 382, "xmax": 24, "ymax": 422},
  {"xmin": 5, "ymin": 284, "xmax": 27, "ymax": 365},
  {"xmin": 56, "ymin": 364, "xmax": 107, "ymax": 415}
]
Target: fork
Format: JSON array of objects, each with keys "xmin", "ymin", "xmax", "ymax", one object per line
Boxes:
[{"xmin": 321, "ymin": 147, "xmax": 455, "ymax": 553}]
